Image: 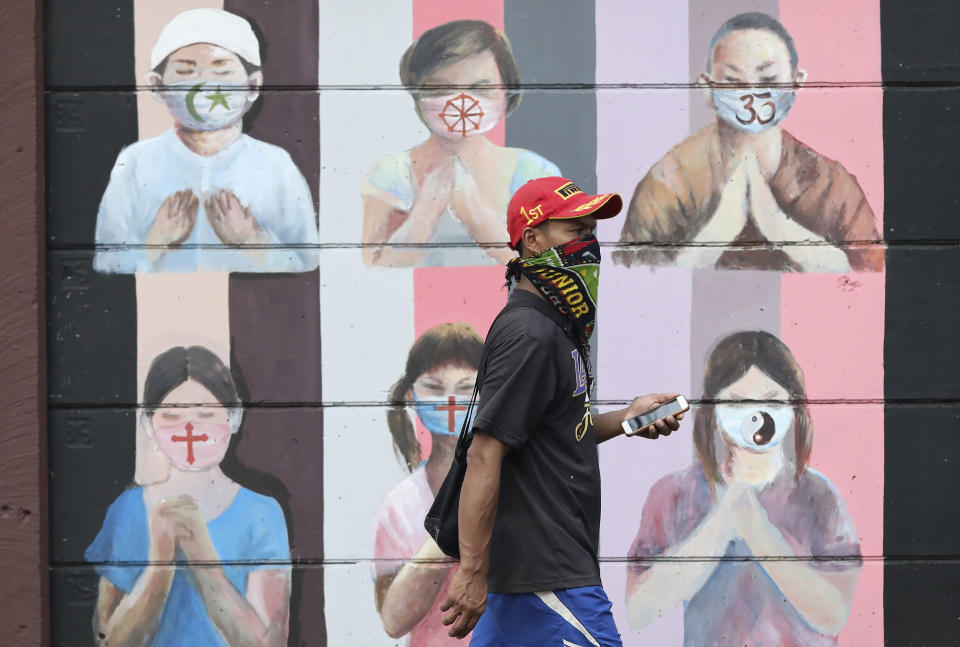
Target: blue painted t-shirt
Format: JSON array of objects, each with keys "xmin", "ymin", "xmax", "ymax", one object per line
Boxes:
[{"xmin": 85, "ymin": 486, "xmax": 289, "ymax": 647}]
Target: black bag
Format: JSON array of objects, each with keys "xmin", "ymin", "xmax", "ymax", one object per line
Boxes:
[
  {"xmin": 423, "ymin": 300, "xmax": 520, "ymax": 559},
  {"xmin": 422, "ymin": 376, "xmax": 480, "ymax": 559}
]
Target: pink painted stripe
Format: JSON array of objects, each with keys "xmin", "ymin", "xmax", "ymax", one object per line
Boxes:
[
  {"xmin": 777, "ymin": 5, "xmax": 883, "ymax": 641},
  {"xmin": 779, "ymin": 0, "xmax": 883, "ymax": 230},
  {"xmin": 412, "ymin": 265, "xmax": 508, "ymax": 457},
  {"xmin": 413, "ymin": 266, "xmax": 506, "ymax": 339},
  {"xmin": 413, "ymin": 0, "xmax": 503, "ymax": 37},
  {"xmin": 781, "ymin": 271, "xmax": 885, "ymax": 647},
  {"xmin": 413, "ymin": 0, "xmax": 505, "ymax": 146}
]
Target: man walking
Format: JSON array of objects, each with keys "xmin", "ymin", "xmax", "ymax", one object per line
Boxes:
[{"xmin": 441, "ymin": 177, "xmax": 684, "ymax": 646}]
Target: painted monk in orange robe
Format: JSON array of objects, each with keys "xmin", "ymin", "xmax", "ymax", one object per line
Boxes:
[{"xmin": 614, "ymin": 12, "xmax": 883, "ymax": 273}]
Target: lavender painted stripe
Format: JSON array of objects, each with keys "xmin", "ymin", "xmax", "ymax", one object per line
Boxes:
[
  {"xmin": 596, "ymin": 263, "xmax": 692, "ymax": 647},
  {"xmin": 595, "ymin": 0, "xmax": 689, "ymax": 243},
  {"xmin": 596, "ymin": 0, "xmax": 690, "ymax": 84},
  {"xmin": 594, "ymin": 6, "xmax": 691, "ymax": 645}
]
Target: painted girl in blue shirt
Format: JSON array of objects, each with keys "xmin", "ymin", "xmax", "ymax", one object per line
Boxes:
[{"xmin": 86, "ymin": 346, "xmax": 290, "ymax": 646}]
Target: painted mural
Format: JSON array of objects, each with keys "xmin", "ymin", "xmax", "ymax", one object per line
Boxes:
[
  {"xmin": 87, "ymin": 346, "xmax": 291, "ymax": 646},
  {"xmin": 625, "ymin": 331, "xmax": 860, "ymax": 644},
  {"xmin": 76, "ymin": 3, "xmax": 323, "ymax": 645},
  {"xmin": 613, "ymin": 12, "xmax": 883, "ymax": 273},
  {"xmin": 94, "ymin": 8, "xmax": 319, "ymax": 274},
  {"xmin": 373, "ymin": 323, "xmax": 482, "ymax": 645},
  {"xmin": 361, "ymin": 20, "xmax": 559, "ymax": 267},
  {"xmin": 52, "ymin": 0, "xmax": 885, "ymax": 646}
]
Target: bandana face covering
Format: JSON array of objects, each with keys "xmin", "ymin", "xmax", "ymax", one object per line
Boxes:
[{"xmin": 507, "ymin": 234, "xmax": 601, "ymax": 386}]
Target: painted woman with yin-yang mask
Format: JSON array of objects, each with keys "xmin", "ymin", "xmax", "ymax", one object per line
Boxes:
[
  {"xmin": 361, "ymin": 20, "xmax": 561, "ymax": 267},
  {"xmin": 625, "ymin": 331, "xmax": 861, "ymax": 646},
  {"xmin": 86, "ymin": 346, "xmax": 290, "ymax": 647},
  {"xmin": 372, "ymin": 323, "xmax": 483, "ymax": 644}
]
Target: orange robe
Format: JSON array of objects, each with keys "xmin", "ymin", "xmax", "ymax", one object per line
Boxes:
[{"xmin": 614, "ymin": 123, "xmax": 884, "ymax": 272}]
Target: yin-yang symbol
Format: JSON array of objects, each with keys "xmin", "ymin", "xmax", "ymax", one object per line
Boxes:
[{"xmin": 744, "ymin": 411, "xmax": 776, "ymax": 445}]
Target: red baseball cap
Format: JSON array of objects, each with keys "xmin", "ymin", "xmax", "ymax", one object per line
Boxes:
[{"xmin": 506, "ymin": 177, "xmax": 623, "ymax": 249}]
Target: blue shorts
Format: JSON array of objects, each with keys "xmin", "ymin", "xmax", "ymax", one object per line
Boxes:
[{"xmin": 471, "ymin": 585, "xmax": 622, "ymax": 647}]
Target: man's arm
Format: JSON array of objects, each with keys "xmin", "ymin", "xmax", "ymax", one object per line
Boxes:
[
  {"xmin": 440, "ymin": 432, "xmax": 510, "ymax": 639},
  {"xmin": 594, "ymin": 393, "xmax": 683, "ymax": 444}
]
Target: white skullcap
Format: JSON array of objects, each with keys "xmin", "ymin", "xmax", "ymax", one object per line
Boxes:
[{"xmin": 150, "ymin": 8, "xmax": 261, "ymax": 70}]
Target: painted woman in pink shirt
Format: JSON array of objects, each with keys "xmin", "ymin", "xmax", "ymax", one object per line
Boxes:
[
  {"xmin": 372, "ymin": 323, "xmax": 483, "ymax": 645},
  {"xmin": 626, "ymin": 331, "xmax": 861, "ymax": 646}
]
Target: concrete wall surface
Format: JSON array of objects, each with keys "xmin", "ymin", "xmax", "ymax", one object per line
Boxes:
[{"xmin": 21, "ymin": 0, "xmax": 960, "ymax": 645}]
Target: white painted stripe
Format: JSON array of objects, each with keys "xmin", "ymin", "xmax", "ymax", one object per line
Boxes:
[
  {"xmin": 319, "ymin": 0, "xmax": 412, "ymax": 86},
  {"xmin": 563, "ymin": 639, "xmax": 585, "ymax": 647},
  {"xmin": 534, "ymin": 591, "xmax": 601, "ymax": 647}
]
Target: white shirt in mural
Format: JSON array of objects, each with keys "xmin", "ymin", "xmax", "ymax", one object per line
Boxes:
[{"xmin": 94, "ymin": 129, "xmax": 319, "ymax": 274}]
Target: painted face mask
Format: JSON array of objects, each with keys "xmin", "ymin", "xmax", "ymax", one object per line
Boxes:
[
  {"xmin": 712, "ymin": 87, "xmax": 796, "ymax": 133},
  {"xmin": 161, "ymin": 81, "xmax": 251, "ymax": 131},
  {"xmin": 151, "ymin": 418, "xmax": 233, "ymax": 469},
  {"xmin": 715, "ymin": 404, "xmax": 794, "ymax": 452},
  {"xmin": 412, "ymin": 392, "xmax": 471, "ymax": 437},
  {"xmin": 419, "ymin": 92, "xmax": 506, "ymax": 140}
]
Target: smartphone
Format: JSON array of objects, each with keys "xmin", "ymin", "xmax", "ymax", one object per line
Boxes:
[{"xmin": 622, "ymin": 396, "xmax": 689, "ymax": 436}]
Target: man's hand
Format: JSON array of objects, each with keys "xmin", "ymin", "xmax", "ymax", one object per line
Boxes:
[
  {"xmin": 623, "ymin": 393, "xmax": 684, "ymax": 439},
  {"xmin": 440, "ymin": 565, "xmax": 487, "ymax": 639}
]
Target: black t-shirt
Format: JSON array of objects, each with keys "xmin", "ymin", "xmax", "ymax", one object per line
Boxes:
[{"xmin": 473, "ymin": 288, "xmax": 601, "ymax": 593}]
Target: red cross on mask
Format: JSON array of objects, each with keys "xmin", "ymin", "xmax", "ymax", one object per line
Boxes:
[
  {"xmin": 434, "ymin": 396, "xmax": 467, "ymax": 434},
  {"xmin": 171, "ymin": 422, "xmax": 209, "ymax": 465}
]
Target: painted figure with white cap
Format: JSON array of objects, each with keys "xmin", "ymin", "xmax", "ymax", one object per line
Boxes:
[{"xmin": 93, "ymin": 8, "xmax": 319, "ymax": 274}]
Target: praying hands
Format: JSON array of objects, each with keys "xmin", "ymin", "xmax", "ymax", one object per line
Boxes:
[{"xmin": 675, "ymin": 146, "xmax": 850, "ymax": 272}]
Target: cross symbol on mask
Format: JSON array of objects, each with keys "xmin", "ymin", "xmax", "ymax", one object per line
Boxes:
[
  {"xmin": 171, "ymin": 422, "xmax": 209, "ymax": 465},
  {"xmin": 434, "ymin": 396, "xmax": 466, "ymax": 434}
]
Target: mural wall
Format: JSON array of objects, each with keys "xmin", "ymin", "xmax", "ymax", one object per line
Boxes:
[
  {"xmin": 47, "ymin": 0, "xmax": 934, "ymax": 645},
  {"xmin": 321, "ymin": 1, "xmax": 882, "ymax": 645}
]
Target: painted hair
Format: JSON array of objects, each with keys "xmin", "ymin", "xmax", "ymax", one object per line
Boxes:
[
  {"xmin": 693, "ymin": 331, "xmax": 812, "ymax": 491},
  {"xmin": 707, "ymin": 12, "xmax": 799, "ymax": 72},
  {"xmin": 388, "ymin": 323, "xmax": 484, "ymax": 472},
  {"xmin": 143, "ymin": 346, "xmax": 241, "ymax": 415},
  {"xmin": 400, "ymin": 19, "xmax": 523, "ymax": 115}
]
